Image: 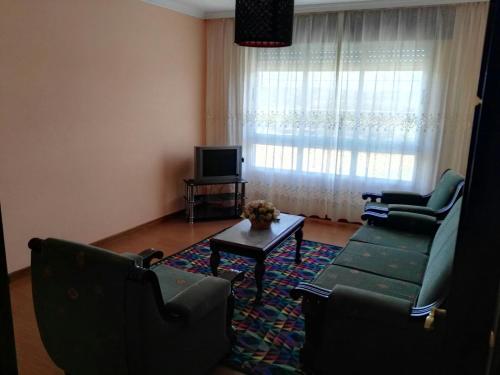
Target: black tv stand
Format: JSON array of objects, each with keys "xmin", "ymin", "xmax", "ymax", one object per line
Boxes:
[{"xmin": 184, "ymin": 178, "xmax": 247, "ymax": 223}]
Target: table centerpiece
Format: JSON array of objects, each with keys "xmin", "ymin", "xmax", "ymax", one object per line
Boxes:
[{"xmin": 242, "ymin": 200, "xmax": 280, "ymax": 230}]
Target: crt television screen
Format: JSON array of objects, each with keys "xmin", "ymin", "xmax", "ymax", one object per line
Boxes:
[{"xmin": 203, "ymin": 149, "xmax": 238, "ymax": 177}]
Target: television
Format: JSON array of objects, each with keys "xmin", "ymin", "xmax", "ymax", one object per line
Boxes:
[{"xmin": 194, "ymin": 146, "xmax": 243, "ymax": 182}]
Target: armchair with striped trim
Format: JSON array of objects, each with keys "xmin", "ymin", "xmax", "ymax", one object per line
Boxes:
[{"xmin": 362, "ymin": 169, "xmax": 464, "ymax": 223}]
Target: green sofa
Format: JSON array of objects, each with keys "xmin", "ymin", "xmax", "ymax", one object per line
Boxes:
[
  {"xmin": 362, "ymin": 169, "xmax": 464, "ymax": 221},
  {"xmin": 291, "ymin": 197, "xmax": 463, "ymax": 375},
  {"xmin": 29, "ymin": 238, "xmax": 232, "ymax": 375}
]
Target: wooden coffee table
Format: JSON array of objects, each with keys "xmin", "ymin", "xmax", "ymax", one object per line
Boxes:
[{"xmin": 209, "ymin": 213, "xmax": 305, "ymax": 303}]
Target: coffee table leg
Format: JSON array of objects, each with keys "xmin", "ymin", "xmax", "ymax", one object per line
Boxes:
[
  {"xmin": 254, "ymin": 260, "xmax": 265, "ymax": 303},
  {"xmin": 295, "ymin": 227, "xmax": 303, "ymax": 264},
  {"xmin": 210, "ymin": 248, "xmax": 220, "ymax": 277}
]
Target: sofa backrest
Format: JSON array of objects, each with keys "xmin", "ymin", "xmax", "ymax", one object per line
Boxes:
[
  {"xmin": 416, "ymin": 198, "xmax": 462, "ymax": 307},
  {"xmin": 31, "ymin": 238, "xmax": 135, "ymax": 374},
  {"xmin": 426, "ymin": 170, "xmax": 464, "ymax": 211}
]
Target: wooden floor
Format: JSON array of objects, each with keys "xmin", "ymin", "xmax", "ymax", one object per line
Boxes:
[{"xmin": 9, "ymin": 215, "xmax": 359, "ymax": 375}]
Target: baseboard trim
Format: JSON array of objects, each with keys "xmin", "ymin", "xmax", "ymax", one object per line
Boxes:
[
  {"xmin": 8, "ymin": 210, "xmax": 185, "ymax": 282},
  {"xmin": 298, "ymin": 214, "xmax": 362, "ymax": 226},
  {"xmin": 8, "ymin": 266, "xmax": 30, "ymax": 283},
  {"xmin": 91, "ymin": 209, "xmax": 184, "ymax": 247}
]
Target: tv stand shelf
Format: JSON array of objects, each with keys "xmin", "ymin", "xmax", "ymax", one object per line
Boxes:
[{"xmin": 184, "ymin": 179, "xmax": 247, "ymax": 223}]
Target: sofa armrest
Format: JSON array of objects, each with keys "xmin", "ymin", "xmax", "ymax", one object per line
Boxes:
[
  {"xmin": 388, "ymin": 204, "xmax": 436, "ymax": 216},
  {"xmin": 122, "ymin": 249, "xmax": 164, "ymax": 268},
  {"xmin": 164, "ymin": 276, "xmax": 231, "ymax": 325},
  {"xmin": 138, "ymin": 249, "xmax": 164, "ymax": 268},
  {"xmin": 329, "ymin": 285, "xmax": 412, "ymax": 327},
  {"xmin": 380, "ymin": 191, "xmax": 429, "ymax": 205},
  {"xmin": 386, "ymin": 211, "xmax": 439, "ymax": 234},
  {"xmin": 362, "ymin": 192, "xmax": 382, "ymax": 202},
  {"xmin": 290, "ymin": 282, "xmax": 332, "ymax": 300},
  {"xmin": 361, "ymin": 210, "xmax": 389, "ymax": 223},
  {"xmin": 122, "ymin": 252, "xmax": 144, "ymax": 267}
]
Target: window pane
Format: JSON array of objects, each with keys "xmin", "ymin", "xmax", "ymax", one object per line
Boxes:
[
  {"xmin": 361, "ymin": 71, "xmax": 423, "ymax": 113},
  {"xmin": 302, "ymin": 148, "xmax": 351, "ymax": 175},
  {"xmin": 255, "ymin": 71, "xmax": 304, "ymax": 113},
  {"xmin": 309, "ymin": 71, "xmax": 337, "ymax": 111},
  {"xmin": 255, "ymin": 144, "xmax": 297, "ymax": 171},
  {"xmin": 356, "ymin": 152, "xmax": 415, "ymax": 181}
]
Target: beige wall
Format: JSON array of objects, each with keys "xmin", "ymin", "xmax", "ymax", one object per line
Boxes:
[{"xmin": 0, "ymin": 0, "xmax": 206, "ymax": 272}]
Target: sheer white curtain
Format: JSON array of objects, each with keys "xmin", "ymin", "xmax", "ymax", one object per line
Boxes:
[{"xmin": 206, "ymin": 3, "xmax": 487, "ymax": 221}]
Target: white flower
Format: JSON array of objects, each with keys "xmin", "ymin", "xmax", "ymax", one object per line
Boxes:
[{"xmin": 244, "ymin": 200, "xmax": 279, "ymax": 221}]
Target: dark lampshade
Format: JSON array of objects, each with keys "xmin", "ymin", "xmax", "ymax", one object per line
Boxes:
[{"xmin": 235, "ymin": 0, "xmax": 294, "ymax": 48}]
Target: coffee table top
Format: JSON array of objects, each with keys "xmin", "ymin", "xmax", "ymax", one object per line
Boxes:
[{"xmin": 210, "ymin": 213, "xmax": 305, "ymax": 253}]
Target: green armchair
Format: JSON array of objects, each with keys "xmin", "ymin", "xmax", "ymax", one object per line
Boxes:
[
  {"xmin": 362, "ymin": 169, "xmax": 464, "ymax": 221},
  {"xmin": 29, "ymin": 238, "xmax": 232, "ymax": 375}
]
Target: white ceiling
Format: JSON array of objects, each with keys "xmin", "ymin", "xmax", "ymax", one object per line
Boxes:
[
  {"xmin": 142, "ymin": 0, "xmax": 488, "ymax": 19},
  {"xmin": 167, "ymin": 0, "xmax": 371, "ymax": 13}
]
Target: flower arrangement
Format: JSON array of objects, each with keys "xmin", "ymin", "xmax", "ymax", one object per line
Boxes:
[{"xmin": 241, "ymin": 200, "xmax": 280, "ymax": 230}]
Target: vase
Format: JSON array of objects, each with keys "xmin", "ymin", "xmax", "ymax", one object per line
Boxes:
[{"xmin": 250, "ymin": 219, "xmax": 272, "ymax": 230}]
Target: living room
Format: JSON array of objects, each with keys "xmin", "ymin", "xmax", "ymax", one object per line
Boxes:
[{"xmin": 1, "ymin": 0, "xmax": 499, "ymax": 374}]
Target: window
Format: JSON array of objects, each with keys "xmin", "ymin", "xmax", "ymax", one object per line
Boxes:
[{"xmin": 246, "ymin": 43, "xmax": 428, "ymax": 182}]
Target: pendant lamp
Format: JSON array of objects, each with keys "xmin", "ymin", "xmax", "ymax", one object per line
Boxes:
[{"xmin": 235, "ymin": 0, "xmax": 294, "ymax": 48}]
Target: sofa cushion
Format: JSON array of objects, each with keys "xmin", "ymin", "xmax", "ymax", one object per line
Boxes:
[
  {"xmin": 365, "ymin": 201, "xmax": 389, "ymax": 212},
  {"xmin": 351, "ymin": 225, "xmax": 433, "ymax": 254},
  {"xmin": 426, "ymin": 170, "xmax": 464, "ymax": 211},
  {"xmin": 312, "ymin": 264, "xmax": 421, "ymax": 304},
  {"xmin": 416, "ymin": 198, "xmax": 462, "ymax": 307},
  {"xmin": 335, "ymin": 241, "xmax": 429, "ymax": 285}
]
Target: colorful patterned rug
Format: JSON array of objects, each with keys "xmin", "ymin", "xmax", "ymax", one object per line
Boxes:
[{"xmin": 160, "ymin": 236, "xmax": 343, "ymax": 375}]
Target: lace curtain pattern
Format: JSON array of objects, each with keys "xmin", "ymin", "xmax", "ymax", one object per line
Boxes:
[{"xmin": 206, "ymin": 3, "xmax": 487, "ymax": 221}]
